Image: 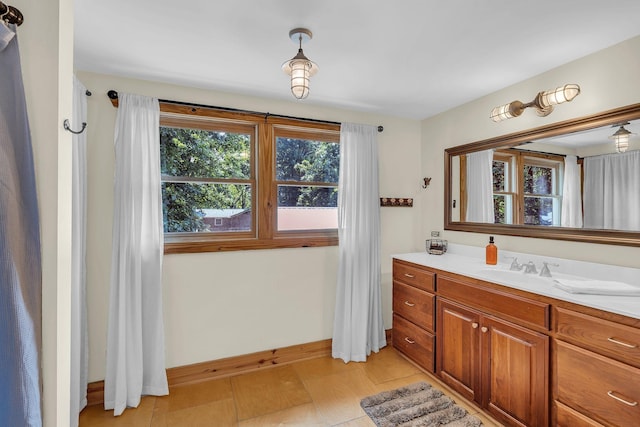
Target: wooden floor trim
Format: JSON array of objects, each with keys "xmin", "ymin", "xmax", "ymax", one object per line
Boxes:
[{"xmin": 86, "ymin": 330, "xmax": 392, "ymax": 407}]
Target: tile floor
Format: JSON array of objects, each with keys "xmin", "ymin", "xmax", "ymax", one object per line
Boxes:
[{"xmin": 79, "ymin": 346, "xmax": 503, "ymax": 426}]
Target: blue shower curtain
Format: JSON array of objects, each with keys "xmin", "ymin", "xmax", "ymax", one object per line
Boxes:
[{"xmin": 0, "ymin": 23, "xmax": 43, "ymax": 426}]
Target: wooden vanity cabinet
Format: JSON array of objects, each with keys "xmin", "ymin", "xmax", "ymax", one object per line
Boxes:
[
  {"xmin": 392, "ymin": 260, "xmax": 436, "ymax": 372},
  {"xmin": 391, "ymin": 256, "xmax": 640, "ymax": 427},
  {"xmin": 437, "ymin": 286, "xmax": 549, "ymax": 427}
]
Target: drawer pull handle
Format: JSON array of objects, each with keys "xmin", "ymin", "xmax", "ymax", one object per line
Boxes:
[
  {"xmin": 481, "ymin": 326, "xmax": 488, "ymax": 333},
  {"xmin": 607, "ymin": 337, "xmax": 638, "ymax": 349},
  {"xmin": 404, "ymin": 301, "xmax": 415, "ymax": 307},
  {"xmin": 404, "ymin": 273, "xmax": 415, "ymax": 278},
  {"xmin": 607, "ymin": 390, "xmax": 638, "ymax": 407},
  {"xmin": 404, "ymin": 337, "xmax": 415, "ymax": 344},
  {"xmin": 471, "ymin": 322, "xmax": 479, "ymax": 329}
]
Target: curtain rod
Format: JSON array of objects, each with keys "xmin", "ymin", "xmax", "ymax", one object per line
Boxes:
[
  {"xmin": 107, "ymin": 90, "xmax": 383, "ymax": 133},
  {"xmin": 0, "ymin": 1, "xmax": 23, "ymax": 26}
]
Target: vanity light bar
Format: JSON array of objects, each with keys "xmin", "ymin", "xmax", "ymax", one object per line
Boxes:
[{"xmin": 491, "ymin": 84, "xmax": 581, "ymax": 122}]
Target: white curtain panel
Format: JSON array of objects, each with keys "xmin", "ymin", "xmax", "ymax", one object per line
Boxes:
[
  {"xmin": 584, "ymin": 151, "xmax": 640, "ymax": 231},
  {"xmin": 561, "ymin": 155, "xmax": 583, "ymax": 228},
  {"xmin": 466, "ymin": 150, "xmax": 495, "ymax": 223},
  {"xmin": 104, "ymin": 93, "xmax": 168, "ymax": 416},
  {"xmin": 70, "ymin": 75, "xmax": 89, "ymax": 426},
  {"xmin": 332, "ymin": 123, "xmax": 386, "ymax": 363}
]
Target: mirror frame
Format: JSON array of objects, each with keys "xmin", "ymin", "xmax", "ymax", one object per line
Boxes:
[{"xmin": 444, "ymin": 102, "xmax": 640, "ymax": 247}]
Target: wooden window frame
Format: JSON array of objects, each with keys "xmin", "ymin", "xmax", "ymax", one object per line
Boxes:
[
  {"xmin": 492, "ymin": 152, "xmax": 517, "ymax": 225},
  {"xmin": 520, "ymin": 153, "xmax": 563, "ymax": 226},
  {"xmin": 460, "ymin": 149, "xmax": 564, "ymax": 225},
  {"xmin": 272, "ymin": 125, "xmax": 340, "ymax": 237},
  {"xmin": 159, "ymin": 103, "xmax": 340, "ymax": 254}
]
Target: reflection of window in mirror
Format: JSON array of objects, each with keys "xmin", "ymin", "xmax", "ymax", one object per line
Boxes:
[
  {"xmin": 461, "ymin": 150, "xmax": 564, "ymax": 225},
  {"xmin": 522, "ymin": 156, "xmax": 563, "ymax": 226},
  {"xmin": 451, "ymin": 156, "xmax": 460, "ymax": 221},
  {"xmin": 492, "ymin": 153, "xmax": 515, "ymax": 225}
]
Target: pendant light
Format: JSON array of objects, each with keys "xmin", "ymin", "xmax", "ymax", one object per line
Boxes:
[
  {"xmin": 610, "ymin": 122, "xmax": 634, "ymax": 153},
  {"xmin": 282, "ymin": 28, "xmax": 318, "ymax": 99}
]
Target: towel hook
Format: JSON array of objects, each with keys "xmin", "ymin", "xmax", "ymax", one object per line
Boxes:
[{"xmin": 63, "ymin": 119, "xmax": 87, "ymax": 135}]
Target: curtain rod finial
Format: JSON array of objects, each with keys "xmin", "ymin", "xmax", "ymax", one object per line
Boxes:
[{"xmin": 107, "ymin": 90, "xmax": 118, "ymax": 100}]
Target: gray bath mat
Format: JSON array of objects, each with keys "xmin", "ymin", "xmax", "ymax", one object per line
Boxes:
[{"xmin": 360, "ymin": 382, "xmax": 483, "ymax": 427}]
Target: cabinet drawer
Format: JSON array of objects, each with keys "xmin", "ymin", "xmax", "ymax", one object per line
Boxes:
[
  {"xmin": 393, "ymin": 314, "xmax": 435, "ymax": 372},
  {"xmin": 556, "ymin": 307, "xmax": 640, "ymax": 369},
  {"xmin": 393, "ymin": 281, "xmax": 434, "ymax": 332},
  {"xmin": 557, "ymin": 340, "xmax": 640, "ymax": 427},
  {"xmin": 555, "ymin": 401, "xmax": 605, "ymax": 427},
  {"xmin": 393, "ymin": 260, "xmax": 435, "ymax": 292},
  {"xmin": 438, "ymin": 275, "xmax": 550, "ymax": 330}
]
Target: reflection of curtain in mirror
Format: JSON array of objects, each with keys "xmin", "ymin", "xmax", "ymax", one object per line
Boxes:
[
  {"xmin": 466, "ymin": 150, "xmax": 495, "ymax": 223},
  {"xmin": 561, "ymin": 155, "xmax": 583, "ymax": 228},
  {"xmin": 584, "ymin": 151, "xmax": 640, "ymax": 230}
]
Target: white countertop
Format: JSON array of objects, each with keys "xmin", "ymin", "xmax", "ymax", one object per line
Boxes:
[{"xmin": 393, "ymin": 244, "xmax": 640, "ymax": 320}]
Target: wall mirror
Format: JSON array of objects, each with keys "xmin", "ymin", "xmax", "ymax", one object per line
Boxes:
[{"xmin": 444, "ymin": 103, "xmax": 640, "ymax": 247}]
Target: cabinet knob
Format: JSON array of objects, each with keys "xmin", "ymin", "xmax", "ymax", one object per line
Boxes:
[
  {"xmin": 404, "ymin": 337, "xmax": 416, "ymax": 344},
  {"xmin": 471, "ymin": 322, "xmax": 479, "ymax": 329},
  {"xmin": 481, "ymin": 326, "xmax": 488, "ymax": 333},
  {"xmin": 404, "ymin": 301, "xmax": 415, "ymax": 307},
  {"xmin": 404, "ymin": 273, "xmax": 415, "ymax": 278}
]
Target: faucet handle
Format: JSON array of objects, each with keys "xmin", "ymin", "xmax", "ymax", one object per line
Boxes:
[
  {"xmin": 540, "ymin": 261, "xmax": 559, "ymax": 277},
  {"xmin": 507, "ymin": 257, "xmax": 523, "ymax": 271},
  {"xmin": 524, "ymin": 261, "xmax": 538, "ymax": 274}
]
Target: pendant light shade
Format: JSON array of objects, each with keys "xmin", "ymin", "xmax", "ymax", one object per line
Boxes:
[
  {"xmin": 610, "ymin": 123, "xmax": 634, "ymax": 153},
  {"xmin": 536, "ymin": 84, "xmax": 581, "ymax": 109},
  {"xmin": 282, "ymin": 28, "xmax": 318, "ymax": 100}
]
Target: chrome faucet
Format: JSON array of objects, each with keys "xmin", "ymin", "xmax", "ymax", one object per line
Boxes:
[
  {"xmin": 508, "ymin": 257, "xmax": 523, "ymax": 271},
  {"xmin": 523, "ymin": 261, "xmax": 538, "ymax": 274},
  {"xmin": 539, "ymin": 262, "xmax": 559, "ymax": 278}
]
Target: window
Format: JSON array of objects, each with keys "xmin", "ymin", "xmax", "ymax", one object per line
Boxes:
[
  {"xmin": 491, "ymin": 150, "xmax": 563, "ymax": 226},
  {"xmin": 159, "ymin": 104, "xmax": 340, "ymax": 253},
  {"xmin": 160, "ymin": 118, "xmax": 255, "ymax": 236},
  {"xmin": 275, "ymin": 128, "xmax": 339, "ymax": 232}
]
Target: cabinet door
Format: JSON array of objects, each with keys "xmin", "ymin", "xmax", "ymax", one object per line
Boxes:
[
  {"xmin": 482, "ymin": 315, "xmax": 549, "ymax": 427},
  {"xmin": 437, "ymin": 298, "xmax": 481, "ymax": 403}
]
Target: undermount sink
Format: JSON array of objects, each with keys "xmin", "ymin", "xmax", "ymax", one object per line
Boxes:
[
  {"xmin": 474, "ymin": 266, "xmax": 640, "ymax": 296},
  {"xmin": 475, "ymin": 266, "xmax": 553, "ymax": 284}
]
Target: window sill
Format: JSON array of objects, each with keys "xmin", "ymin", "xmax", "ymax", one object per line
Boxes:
[{"xmin": 164, "ymin": 235, "xmax": 339, "ymax": 254}]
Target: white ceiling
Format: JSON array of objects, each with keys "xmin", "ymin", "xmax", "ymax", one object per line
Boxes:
[{"xmin": 74, "ymin": 0, "xmax": 640, "ymax": 120}]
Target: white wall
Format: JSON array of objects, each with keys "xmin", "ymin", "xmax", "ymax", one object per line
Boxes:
[
  {"xmin": 14, "ymin": 0, "xmax": 74, "ymax": 425},
  {"xmin": 419, "ymin": 35, "xmax": 640, "ymax": 268},
  {"xmin": 76, "ymin": 71, "xmax": 423, "ymax": 381}
]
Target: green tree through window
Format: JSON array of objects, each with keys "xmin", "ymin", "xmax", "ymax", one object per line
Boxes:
[
  {"xmin": 160, "ymin": 126, "xmax": 252, "ymax": 233},
  {"xmin": 276, "ymin": 137, "xmax": 339, "ymax": 208}
]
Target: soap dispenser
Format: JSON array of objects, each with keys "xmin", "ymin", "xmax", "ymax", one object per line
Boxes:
[{"xmin": 486, "ymin": 236, "xmax": 497, "ymax": 265}]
